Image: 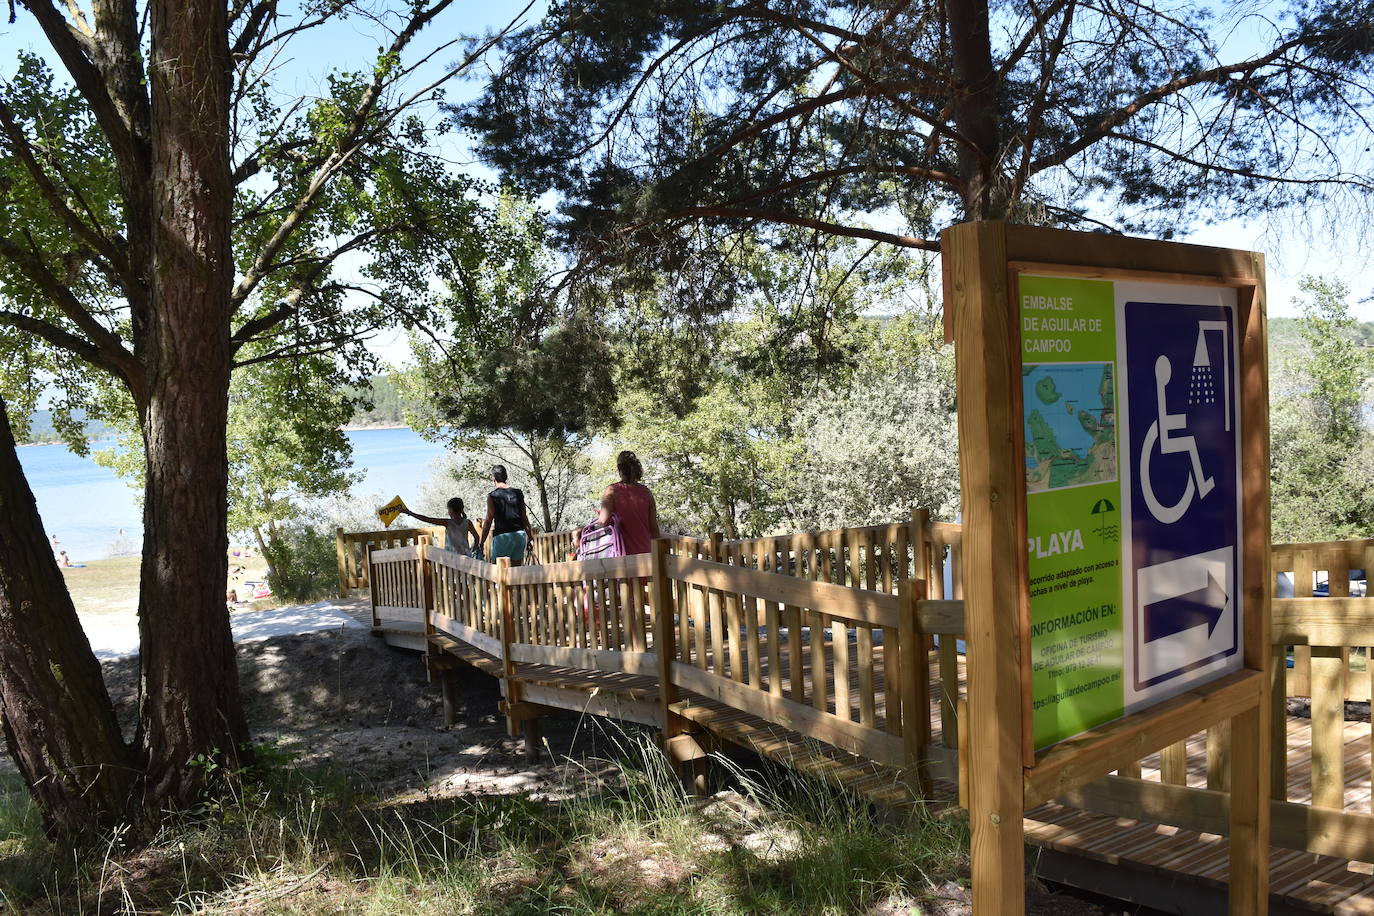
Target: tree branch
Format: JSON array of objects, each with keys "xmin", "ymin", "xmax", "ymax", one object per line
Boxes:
[
  {"xmin": 1028, "ymin": 31, "xmax": 1334, "ymax": 175},
  {"xmin": 0, "ymin": 97, "xmax": 129, "ymax": 283},
  {"xmin": 670, "ymin": 207, "xmax": 939, "ymax": 250},
  {"xmin": 0, "ymin": 232, "xmax": 143, "ymax": 390}
]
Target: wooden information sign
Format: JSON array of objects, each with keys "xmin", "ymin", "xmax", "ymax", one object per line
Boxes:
[{"xmin": 942, "ymin": 222, "xmax": 1271, "ymax": 915}]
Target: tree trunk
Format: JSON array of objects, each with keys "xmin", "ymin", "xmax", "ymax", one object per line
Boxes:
[
  {"xmin": 135, "ymin": 0, "xmax": 250, "ymax": 807},
  {"xmin": 0, "ymin": 398, "xmax": 139, "ymax": 837},
  {"xmin": 945, "ymin": 0, "xmax": 1002, "ymax": 219},
  {"xmin": 529, "ymin": 449, "xmax": 555, "ymax": 532}
]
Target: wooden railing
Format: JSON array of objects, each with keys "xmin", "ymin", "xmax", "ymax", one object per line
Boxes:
[
  {"xmin": 366, "ymin": 515, "xmax": 962, "ymax": 794},
  {"xmin": 507, "ymin": 554, "xmax": 656, "ymax": 673},
  {"xmin": 530, "ymin": 529, "xmax": 578, "ymax": 565},
  {"xmin": 368, "ymin": 543, "xmax": 428, "ymax": 628},
  {"xmin": 658, "ymin": 550, "xmax": 927, "ymax": 771},
  {"xmin": 336, "ymin": 526, "xmax": 442, "ymax": 597}
]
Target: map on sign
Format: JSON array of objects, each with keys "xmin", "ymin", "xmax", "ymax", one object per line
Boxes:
[{"xmin": 1022, "ymin": 363, "xmax": 1117, "ymax": 491}]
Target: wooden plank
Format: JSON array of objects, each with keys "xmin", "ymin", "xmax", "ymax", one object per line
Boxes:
[
  {"xmin": 788, "ymin": 533, "xmax": 805, "ymax": 702},
  {"xmin": 520, "ymin": 683, "xmax": 662, "ymax": 728},
  {"xmin": 651, "ymin": 540, "xmax": 683, "ymax": 741},
  {"xmin": 725, "ymin": 559, "xmax": 744, "ymax": 683},
  {"xmin": 1206, "ymin": 719, "xmax": 1231, "ymax": 792},
  {"xmin": 507, "ymin": 642, "xmax": 658, "ymax": 676},
  {"xmin": 664, "ymin": 555, "xmax": 902, "ymax": 628},
  {"xmin": 811, "ymin": 611, "xmax": 829, "ymax": 714},
  {"xmin": 765, "ymin": 543, "xmax": 783, "ymax": 698},
  {"xmin": 372, "ymin": 544, "xmax": 420, "ymax": 563},
  {"xmin": 832, "ymin": 618, "xmax": 851, "ymax": 721},
  {"xmin": 366, "ymin": 544, "xmax": 378, "ymax": 626},
  {"xmin": 917, "ymin": 599, "xmax": 965, "ymax": 634},
  {"xmin": 899, "ymin": 580, "xmax": 928, "ymax": 794},
  {"xmin": 630, "ymin": 575, "xmax": 647, "ymax": 652},
  {"xmin": 1025, "ymin": 669, "xmax": 1264, "ymax": 807},
  {"xmin": 670, "ymin": 661, "xmax": 907, "ymax": 767},
  {"xmin": 432, "ymin": 613, "xmax": 503, "ymax": 660},
  {"xmin": 507, "ymin": 552, "xmax": 653, "ymax": 585},
  {"xmin": 743, "ymin": 546, "xmax": 763, "ymax": 689},
  {"xmin": 1159, "ymin": 740, "xmax": 1188, "ymax": 786},
  {"xmin": 1273, "ymin": 597, "xmax": 1374, "ymax": 646},
  {"xmin": 1272, "ymin": 643, "xmax": 1289, "ymax": 802},
  {"xmin": 1002, "ymin": 225, "xmax": 1262, "ymax": 280},
  {"xmin": 857, "ymin": 624, "xmax": 876, "ymax": 729},
  {"xmin": 1058, "ymin": 773, "xmax": 1374, "ymax": 865},
  {"xmin": 692, "ymin": 581, "xmax": 707, "ymax": 670},
  {"xmin": 1311, "ymin": 645, "xmax": 1347, "ymax": 810}
]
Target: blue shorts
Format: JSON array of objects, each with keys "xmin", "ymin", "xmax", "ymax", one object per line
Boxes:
[{"xmin": 489, "ymin": 530, "xmax": 527, "ymax": 564}]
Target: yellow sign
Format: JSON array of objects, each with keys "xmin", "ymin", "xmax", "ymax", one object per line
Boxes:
[{"xmin": 377, "ymin": 495, "xmax": 406, "ymax": 528}]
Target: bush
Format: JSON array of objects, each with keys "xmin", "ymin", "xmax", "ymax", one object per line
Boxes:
[{"xmin": 262, "ymin": 522, "xmax": 339, "ymax": 603}]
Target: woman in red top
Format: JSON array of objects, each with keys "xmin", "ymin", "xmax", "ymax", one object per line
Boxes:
[{"xmin": 602, "ymin": 450, "xmax": 660, "ymax": 555}]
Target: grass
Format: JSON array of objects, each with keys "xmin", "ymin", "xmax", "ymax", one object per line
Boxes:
[
  {"xmin": 0, "ymin": 732, "xmax": 970, "ymax": 915},
  {"xmin": 59, "ymin": 555, "xmax": 142, "ymax": 615},
  {"xmin": 60, "ymin": 554, "xmax": 274, "ymax": 616}
]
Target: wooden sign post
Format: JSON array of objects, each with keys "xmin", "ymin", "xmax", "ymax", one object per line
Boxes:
[{"xmin": 943, "ymin": 222, "xmax": 1271, "ymax": 915}]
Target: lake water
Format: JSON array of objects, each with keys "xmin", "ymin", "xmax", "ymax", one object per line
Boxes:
[{"xmin": 18, "ymin": 427, "xmax": 448, "ymax": 562}]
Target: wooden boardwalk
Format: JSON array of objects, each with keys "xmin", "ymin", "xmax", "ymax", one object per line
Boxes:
[{"xmin": 358, "ymin": 525, "xmax": 1374, "ymax": 914}]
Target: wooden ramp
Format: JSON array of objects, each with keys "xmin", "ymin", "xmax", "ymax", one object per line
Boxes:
[{"xmin": 359, "ymin": 527, "xmax": 1374, "ymax": 914}]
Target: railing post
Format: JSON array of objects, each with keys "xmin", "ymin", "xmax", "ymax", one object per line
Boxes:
[
  {"xmin": 336, "ymin": 526, "xmax": 350, "ymax": 598},
  {"xmin": 365, "ymin": 543, "xmax": 378, "ymax": 628},
  {"xmin": 417, "ymin": 539, "xmax": 435, "ymax": 640},
  {"xmin": 651, "ymin": 538, "xmax": 681, "ymax": 739},
  {"xmin": 497, "ymin": 556, "xmax": 522, "ymax": 739},
  {"xmin": 708, "ymin": 531, "xmax": 723, "ymax": 562},
  {"xmin": 899, "ymin": 578, "xmax": 932, "ymax": 798}
]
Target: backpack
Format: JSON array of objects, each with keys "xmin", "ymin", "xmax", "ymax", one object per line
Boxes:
[{"xmin": 576, "ymin": 516, "xmax": 624, "ymax": 560}]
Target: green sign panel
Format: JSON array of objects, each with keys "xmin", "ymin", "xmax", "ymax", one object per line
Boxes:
[{"xmin": 1020, "ymin": 276, "xmax": 1124, "ymax": 749}]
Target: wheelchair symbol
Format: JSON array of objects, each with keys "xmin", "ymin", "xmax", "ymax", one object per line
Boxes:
[{"xmin": 1138, "ymin": 322, "xmax": 1230, "ymax": 525}]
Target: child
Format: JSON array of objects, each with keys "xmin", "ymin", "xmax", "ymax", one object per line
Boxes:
[{"xmin": 402, "ymin": 498, "xmax": 479, "ymax": 557}]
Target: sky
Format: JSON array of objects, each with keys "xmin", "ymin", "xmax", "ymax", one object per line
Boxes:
[{"xmin": 1, "ymin": 0, "xmax": 1370, "ymax": 377}]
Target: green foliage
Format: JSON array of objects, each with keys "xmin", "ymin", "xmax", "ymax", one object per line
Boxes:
[
  {"xmin": 400, "ymin": 194, "xmax": 614, "ymax": 532},
  {"xmin": 261, "ymin": 522, "xmax": 341, "ymax": 604},
  {"xmin": 615, "ymin": 378, "xmax": 795, "ymax": 538},
  {"xmin": 608, "ymin": 236, "xmax": 954, "ymax": 538},
  {"xmin": 92, "ymin": 355, "xmax": 360, "ymax": 555},
  {"xmin": 0, "ymin": 53, "xmax": 124, "ymax": 451},
  {"xmin": 1270, "ymin": 277, "xmax": 1374, "ymax": 542},
  {"xmin": 461, "ymin": 1, "xmax": 1374, "ymax": 255},
  {"xmin": 788, "ymin": 312, "xmax": 960, "ymax": 528},
  {"xmin": 348, "ymin": 373, "xmax": 410, "ymax": 427}
]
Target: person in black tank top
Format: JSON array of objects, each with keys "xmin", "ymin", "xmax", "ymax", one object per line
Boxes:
[{"xmin": 476, "ymin": 464, "xmax": 533, "ymax": 565}]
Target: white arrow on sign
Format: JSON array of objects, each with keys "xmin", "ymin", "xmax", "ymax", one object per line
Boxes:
[{"xmin": 1136, "ymin": 546, "xmax": 1234, "ymax": 685}]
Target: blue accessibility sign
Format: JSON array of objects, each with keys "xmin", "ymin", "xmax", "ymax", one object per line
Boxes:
[{"xmin": 1123, "ymin": 300, "xmax": 1240, "ymax": 691}]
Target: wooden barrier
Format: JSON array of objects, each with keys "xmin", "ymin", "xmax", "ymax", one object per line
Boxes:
[
  {"xmin": 366, "ymin": 520, "xmax": 1374, "ymax": 879},
  {"xmin": 530, "ymin": 528, "xmax": 577, "ymax": 565},
  {"xmin": 336, "ymin": 525, "xmax": 442, "ymax": 597}
]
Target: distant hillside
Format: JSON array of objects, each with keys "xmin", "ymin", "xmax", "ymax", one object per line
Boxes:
[
  {"xmin": 346, "ymin": 373, "xmax": 411, "ymax": 428},
  {"xmin": 14, "ymin": 409, "xmax": 110, "ymax": 445},
  {"xmin": 1270, "ymin": 316, "xmax": 1374, "ymax": 349}
]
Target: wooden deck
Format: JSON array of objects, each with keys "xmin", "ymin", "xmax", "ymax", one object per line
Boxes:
[
  {"xmin": 358, "ymin": 529, "xmax": 1374, "ymax": 914},
  {"xmin": 384, "ymin": 613, "xmax": 1374, "ymax": 913}
]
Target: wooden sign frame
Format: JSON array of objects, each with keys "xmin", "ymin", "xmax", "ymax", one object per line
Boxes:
[{"xmin": 943, "ymin": 221, "xmax": 1271, "ymax": 915}]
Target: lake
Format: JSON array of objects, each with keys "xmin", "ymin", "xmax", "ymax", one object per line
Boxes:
[{"xmin": 18, "ymin": 427, "xmax": 449, "ymax": 562}]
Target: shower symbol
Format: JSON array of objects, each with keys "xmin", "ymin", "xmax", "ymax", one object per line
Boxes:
[{"xmin": 1188, "ymin": 320, "xmax": 1231, "ymax": 431}]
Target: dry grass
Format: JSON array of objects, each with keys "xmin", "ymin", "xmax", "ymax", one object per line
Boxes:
[{"xmin": 60, "ymin": 554, "xmax": 274, "ymax": 616}]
